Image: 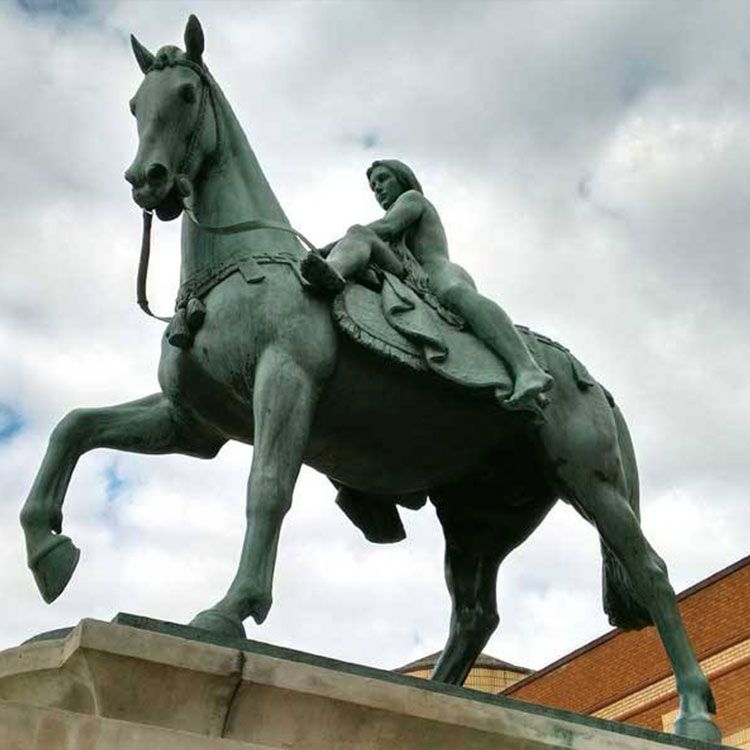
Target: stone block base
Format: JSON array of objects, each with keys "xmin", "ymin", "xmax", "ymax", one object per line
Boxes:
[{"xmin": 0, "ymin": 615, "xmax": 725, "ymax": 749}]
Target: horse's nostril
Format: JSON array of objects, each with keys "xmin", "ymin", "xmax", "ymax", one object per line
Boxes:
[{"xmin": 146, "ymin": 163, "xmax": 168, "ymax": 186}]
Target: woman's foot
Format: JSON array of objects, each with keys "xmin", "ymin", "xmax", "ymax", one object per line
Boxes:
[
  {"xmin": 504, "ymin": 369, "xmax": 554, "ymax": 412},
  {"xmin": 301, "ymin": 252, "xmax": 346, "ymax": 297}
]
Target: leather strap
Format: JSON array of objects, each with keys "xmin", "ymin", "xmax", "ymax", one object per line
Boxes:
[
  {"xmin": 136, "ymin": 206, "xmax": 319, "ymax": 323},
  {"xmin": 137, "ymin": 210, "xmax": 172, "ymax": 322},
  {"xmin": 183, "ymin": 206, "xmax": 318, "ymax": 254}
]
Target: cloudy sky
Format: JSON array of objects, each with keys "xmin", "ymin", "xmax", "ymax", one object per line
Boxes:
[{"xmin": 1, "ymin": 0, "xmax": 749, "ymax": 680}]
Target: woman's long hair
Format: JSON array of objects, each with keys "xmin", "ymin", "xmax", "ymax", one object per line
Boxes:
[{"xmin": 366, "ymin": 159, "xmax": 423, "ymax": 194}]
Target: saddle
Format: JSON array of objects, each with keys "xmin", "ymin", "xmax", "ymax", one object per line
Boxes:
[{"xmin": 332, "ymin": 270, "xmax": 581, "ymax": 401}]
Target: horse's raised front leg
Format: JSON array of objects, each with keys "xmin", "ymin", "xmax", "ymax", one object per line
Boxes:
[
  {"xmin": 20, "ymin": 393, "xmax": 225, "ymax": 604},
  {"xmin": 191, "ymin": 349, "xmax": 318, "ymax": 638}
]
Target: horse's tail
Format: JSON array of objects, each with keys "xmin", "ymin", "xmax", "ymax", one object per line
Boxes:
[{"xmin": 600, "ymin": 403, "xmax": 653, "ymax": 630}]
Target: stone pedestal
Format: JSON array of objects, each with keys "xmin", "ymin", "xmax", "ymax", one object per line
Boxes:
[{"xmin": 0, "ymin": 615, "xmax": 724, "ymax": 749}]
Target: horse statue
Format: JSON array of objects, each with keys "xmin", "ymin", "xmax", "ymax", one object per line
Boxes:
[{"xmin": 19, "ymin": 16, "xmax": 719, "ymax": 742}]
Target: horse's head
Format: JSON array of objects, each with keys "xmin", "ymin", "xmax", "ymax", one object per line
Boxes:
[{"xmin": 125, "ymin": 15, "xmax": 218, "ymax": 221}]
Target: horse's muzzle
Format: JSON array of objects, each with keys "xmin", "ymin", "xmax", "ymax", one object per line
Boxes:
[{"xmin": 131, "ymin": 182, "xmax": 184, "ymax": 221}]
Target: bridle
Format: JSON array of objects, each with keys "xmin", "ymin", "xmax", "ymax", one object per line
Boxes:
[{"xmin": 136, "ymin": 57, "xmax": 317, "ymax": 322}]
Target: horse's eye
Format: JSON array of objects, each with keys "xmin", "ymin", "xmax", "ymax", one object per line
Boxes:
[
  {"xmin": 179, "ymin": 83, "xmax": 196, "ymax": 104},
  {"xmin": 129, "ymin": 98, "xmax": 136, "ymax": 116}
]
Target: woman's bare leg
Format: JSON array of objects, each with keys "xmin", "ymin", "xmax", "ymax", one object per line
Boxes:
[
  {"xmin": 435, "ymin": 274, "xmax": 553, "ymax": 411},
  {"xmin": 301, "ymin": 225, "xmax": 403, "ymax": 295}
]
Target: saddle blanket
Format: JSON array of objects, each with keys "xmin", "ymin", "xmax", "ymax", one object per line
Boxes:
[{"xmin": 331, "ymin": 272, "xmax": 596, "ymax": 400}]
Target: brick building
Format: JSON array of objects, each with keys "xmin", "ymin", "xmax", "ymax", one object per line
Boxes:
[
  {"xmin": 504, "ymin": 555, "xmax": 750, "ymax": 747},
  {"xmin": 397, "ymin": 556, "xmax": 750, "ymax": 746},
  {"xmin": 396, "ymin": 652, "xmax": 531, "ymax": 694}
]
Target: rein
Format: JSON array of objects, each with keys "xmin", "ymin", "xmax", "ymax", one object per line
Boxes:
[
  {"xmin": 136, "ymin": 208, "xmax": 318, "ymax": 323},
  {"xmin": 135, "ymin": 56, "xmax": 317, "ymax": 323},
  {"xmin": 182, "ymin": 207, "xmax": 318, "ymax": 252},
  {"xmin": 136, "ymin": 209, "xmax": 170, "ymax": 321}
]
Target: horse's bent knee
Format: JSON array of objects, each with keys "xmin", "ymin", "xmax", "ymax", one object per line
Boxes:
[{"xmin": 51, "ymin": 408, "xmax": 90, "ymax": 445}]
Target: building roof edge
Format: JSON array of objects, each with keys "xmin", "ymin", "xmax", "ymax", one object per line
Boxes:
[{"xmin": 503, "ymin": 553, "xmax": 750, "ymax": 695}]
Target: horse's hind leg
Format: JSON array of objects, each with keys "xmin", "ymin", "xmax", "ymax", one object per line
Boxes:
[
  {"xmin": 545, "ymin": 395, "xmax": 720, "ymax": 742},
  {"xmin": 431, "ymin": 540, "xmax": 502, "ymax": 686},
  {"xmin": 20, "ymin": 393, "xmax": 224, "ymax": 603},
  {"xmin": 430, "ymin": 479, "xmax": 555, "ymax": 686}
]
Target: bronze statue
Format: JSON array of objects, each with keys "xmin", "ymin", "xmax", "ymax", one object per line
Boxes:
[{"xmin": 18, "ymin": 16, "xmax": 719, "ymax": 742}]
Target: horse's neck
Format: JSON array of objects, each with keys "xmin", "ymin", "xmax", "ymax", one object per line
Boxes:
[{"xmin": 180, "ymin": 90, "xmax": 303, "ymax": 281}]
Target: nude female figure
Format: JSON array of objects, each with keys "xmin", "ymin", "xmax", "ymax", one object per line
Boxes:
[{"xmin": 301, "ymin": 159, "xmax": 553, "ymax": 413}]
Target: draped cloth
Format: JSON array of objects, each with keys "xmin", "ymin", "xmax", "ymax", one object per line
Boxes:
[{"xmin": 332, "ymin": 270, "xmax": 597, "ymax": 403}]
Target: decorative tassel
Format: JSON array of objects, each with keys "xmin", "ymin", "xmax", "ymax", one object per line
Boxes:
[
  {"xmin": 186, "ymin": 297, "xmax": 206, "ymax": 331},
  {"xmin": 175, "ymin": 174, "xmax": 193, "ymax": 199},
  {"xmin": 167, "ymin": 308, "xmax": 192, "ymax": 349}
]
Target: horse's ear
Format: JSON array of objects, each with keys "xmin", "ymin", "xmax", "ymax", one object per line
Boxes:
[
  {"xmin": 184, "ymin": 14, "xmax": 205, "ymax": 65},
  {"xmin": 130, "ymin": 34, "xmax": 155, "ymax": 74}
]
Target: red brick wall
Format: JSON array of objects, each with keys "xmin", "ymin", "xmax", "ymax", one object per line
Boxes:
[
  {"xmin": 624, "ymin": 662, "xmax": 750, "ymax": 735},
  {"xmin": 504, "ymin": 558, "xmax": 750, "ymax": 737}
]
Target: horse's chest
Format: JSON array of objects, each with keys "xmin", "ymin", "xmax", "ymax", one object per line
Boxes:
[
  {"xmin": 156, "ymin": 273, "xmax": 334, "ymax": 439},
  {"xmin": 156, "ymin": 286, "xmax": 259, "ymax": 431},
  {"xmin": 155, "ymin": 336, "xmax": 252, "ymax": 438}
]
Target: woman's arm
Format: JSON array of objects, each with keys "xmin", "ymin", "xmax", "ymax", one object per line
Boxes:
[{"xmin": 366, "ymin": 191, "xmax": 425, "ymax": 241}]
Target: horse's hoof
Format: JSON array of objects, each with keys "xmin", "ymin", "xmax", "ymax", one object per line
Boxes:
[
  {"xmin": 189, "ymin": 609, "xmax": 246, "ymax": 639},
  {"xmin": 29, "ymin": 535, "xmax": 80, "ymax": 604},
  {"xmin": 674, "ymin": 715, "xmax": 722, "ymax": 743}
]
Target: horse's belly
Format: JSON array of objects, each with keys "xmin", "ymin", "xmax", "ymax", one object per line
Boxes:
[{"xmin": 305, "ymin": 339, "xmax": 516, "ymax": 493}]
